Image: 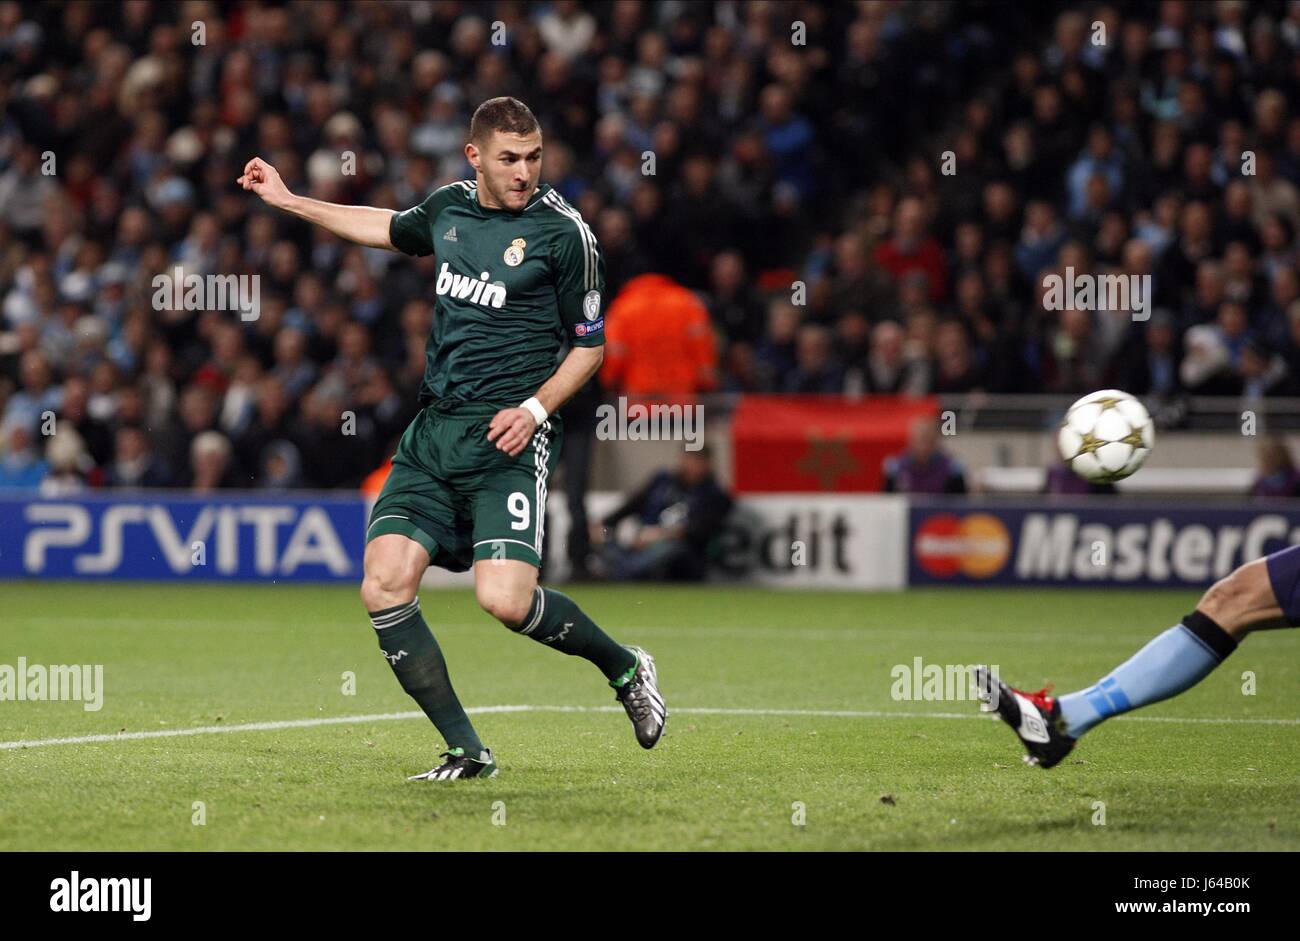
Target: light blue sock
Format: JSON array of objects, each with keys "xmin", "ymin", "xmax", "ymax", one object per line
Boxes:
[{"xmin": 1057, "ymin": 624, "xmax": 1226, "ymax": 738}]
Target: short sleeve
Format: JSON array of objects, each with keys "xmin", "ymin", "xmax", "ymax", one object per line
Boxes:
[
  {"xmin": 390, "ymin": 184, "xmax": 459, "ymax": 257},
  {"xmin": 552, "ymin": 211, "xmax": 606, "ymax": 347}
]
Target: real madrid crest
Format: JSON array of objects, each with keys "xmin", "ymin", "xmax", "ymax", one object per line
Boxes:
[{"xmin": 503, "ymin": 237, "xmax": 526, "ymax": 267}]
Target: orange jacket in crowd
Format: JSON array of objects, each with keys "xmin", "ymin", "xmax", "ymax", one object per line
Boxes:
[
  {"xmin": 599, "ymin": 273, "xmax": 718, "ymax": 395},
  {"xmin": 361, "ymin": 458, "xmax": 391, "ymax": 496}
]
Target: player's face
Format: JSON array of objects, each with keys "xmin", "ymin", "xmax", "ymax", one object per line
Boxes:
[{"xmin": 472, "ymin": 130, "xmax": 542, "ymax": 211}]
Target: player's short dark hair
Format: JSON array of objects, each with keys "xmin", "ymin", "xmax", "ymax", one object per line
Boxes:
[{"xmin": 469, "ymin": 97, "xmax": 540, "ymax": 146}]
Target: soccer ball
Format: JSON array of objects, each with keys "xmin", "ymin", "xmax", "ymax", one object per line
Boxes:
[{"xmin": 1057, "ymin": 389, "xmax": 1154, "ymax": 483}]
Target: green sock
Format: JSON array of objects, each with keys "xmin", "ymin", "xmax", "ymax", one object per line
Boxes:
[
  {"xmin": 370, "ymin": 598, "xmax": 485, "ymax": 755},
  {"xmin": 515, "ymin": 587, "xmax": 637, "ymax": 683}
]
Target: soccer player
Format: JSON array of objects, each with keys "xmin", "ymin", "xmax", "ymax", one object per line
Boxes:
[
  {"xmin": 238, "ymin": 97, "xmax": 666, "ymax": 780},
  {"xmin": 975, "ymin": 546, "xmax": 1298, "ymax": 767}
]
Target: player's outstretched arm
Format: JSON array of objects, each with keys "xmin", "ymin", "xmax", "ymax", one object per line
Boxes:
[
  {"xmin": 237, "ymin": 157, "xmax": 397, "ymax": 251},
  {"xmin": 487, "ymin": 345, "xmax": 604, "ymax": 458}
]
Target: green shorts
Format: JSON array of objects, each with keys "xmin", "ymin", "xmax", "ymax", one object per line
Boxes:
[{"xmin": 366, "ymin": 400, "xmax": 563, "ymax": 570}]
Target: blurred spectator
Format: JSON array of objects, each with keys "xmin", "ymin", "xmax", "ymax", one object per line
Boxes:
[
  {"xmin": 271, "ymin": 327, "xmax": 317, "ymax": 400},
  {"xmin": 0, "ymin": 420, "xmax": 48, "ymax": 488},
  {"xmin": 592, "ymin": 447, "xmax": 732, "ymax": 581},
  {"xmin": 1282, "ymin": 299, "xmax": 1300, "ymax": 377},
  {"xmin": 883, "ymin": 417, "xmax": 967, "ymax": 494},
  {"xmin": 189, "ymin": 430, "xmax": 235, "ymax": 494},
  {"xmin": 601, "ymin": 273, "xmax": 717, "ymax": 395},
  {"xmin": 1016, "ymin": 200, "xmax": 1068, "ymax": 281},
  {"xmin": 0, "ymin": 145, "xmax": 57, "ymax": 237},
  {"xmin": 753, "ymin": 299, "xmax": 800, "ymax": 392},
  {"xmin": 161, "ymin": 383, "xmax": 221, "ymax": 478},
  {"xmin": 1044, "ymin": 307, "xmax": 1107, "ymax": 393},
  {"xmin": 781, "ymin": 324, "xmax": 844, "ymax": 394},
  {"xmin": 854, "ymin": 319, "xmax": 928, "ymax": 395},
  {"xmin": 1252, "ymin": 437, "xmax": 1300, "ymax": 497},
  {"xmin": 3, "ymin": 349, "xmax": 60, "ymax": 431},
  {"xmin": 259, "ymin": 440, "xmax": 304, "ymax": 490},
  {"xmin": 57, "ymin": 376, "xmax": 113, "ymax": 467},
  {"xmin": 820, "ymin": 231, "xmax": 896, "ymax": 323},
  {"xmin": 1044, "ymin": 459, "xmax": 1117, "ymax": 495},
  {"xmin": 931, "ymin": 319, "xmax": 984, "ymax": 393},
  {"xmin": 105, "ymin": 424, "xmax": 173, "ymax": 488},
  {"xmin": 873, "ymin": 197, "xmax": 947, "ymax": 305},
  {"xmin": 706, "ymin": 250, "xmax": 765, "ymax": 346},
  {"xmin": 1113, "ymin": 309, "xmax": 1182, "ymax": 398},
  {"xmin": 834, "ymin": 311, "xmax": 870, "ymax": 369},
  {"xmin": 1067, "ymin": 125, "xmax": 1125, "ymax": 222},
  {"xmin": 1180, "ymin": 321, "xmax": 1235, "ymax": 394},
  {"xmin": 1240, "ymin": 335, "xmax": 1290, "ymax": 399},
  {"xmin": 40, "ymin": 426, "xmax": 90, "ymax": 494}
]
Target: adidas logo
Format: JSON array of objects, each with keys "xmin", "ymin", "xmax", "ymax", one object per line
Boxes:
[{"xmin": 443, "ymin": 226, "xmax": 458, "ymax": 242}]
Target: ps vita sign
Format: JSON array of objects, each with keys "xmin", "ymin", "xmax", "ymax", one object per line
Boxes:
[{"xmin": 12, "ymin": 499, "xmax": 358, "ymax": 579}]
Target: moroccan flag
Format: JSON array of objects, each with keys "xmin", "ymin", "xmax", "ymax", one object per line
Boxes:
[{"xmin": 731, "ymin": 395, "xmax": 940, "ymax": 492}]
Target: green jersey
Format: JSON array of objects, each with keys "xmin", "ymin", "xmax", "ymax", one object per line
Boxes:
[{"xmin": 388, "ymin": 179, "xmax": 606, "ymax": 407}]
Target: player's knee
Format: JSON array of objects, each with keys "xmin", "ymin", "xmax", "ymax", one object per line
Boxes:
[
  {"xmin": 476, "ymin": 583, "xmax": 532, "ymax": 630},
  {"xmin": 1198, "ymin": 570, "xmax": 1246, "ymax": 630},
  {"xmin": 360, "ymin": 566, "xmax": 418, "ymax": 612}
]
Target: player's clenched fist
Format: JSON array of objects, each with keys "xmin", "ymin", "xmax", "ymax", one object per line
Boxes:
[
  {"xmin": 237, "ymin": 157, "xmax": 292, "ymax": 209},
  {"xmin": 486, "ymin": 407, "xmax": 536, "ymax": 458}
]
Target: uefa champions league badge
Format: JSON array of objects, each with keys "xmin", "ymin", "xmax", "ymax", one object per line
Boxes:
[
  {"xmin": 583, "ymin": 289, "xmax": 601, "ymax": 320},
  {"xmin": 504, "ymin": 237, "xmax": 526, "ymax": 266}
]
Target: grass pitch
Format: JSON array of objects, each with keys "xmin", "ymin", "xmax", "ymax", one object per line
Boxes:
[{"xmin": 2, "ymin": 583, "xmax": 1297, "ymax": 851}]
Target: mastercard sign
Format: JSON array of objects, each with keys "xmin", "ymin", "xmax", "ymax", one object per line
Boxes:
[{"xmin": 913, "ymin": 513, "xmax": 1012, "ymax": 579}]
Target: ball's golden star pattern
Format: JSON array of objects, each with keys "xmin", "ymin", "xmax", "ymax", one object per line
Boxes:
[
  {"xmin": 1075, "ymin": 431, "xmax": 1104, "ymax": 456},
  {"xmin": 1122, "ymin": 428, "xmax": 1147, "ymax": 448}
]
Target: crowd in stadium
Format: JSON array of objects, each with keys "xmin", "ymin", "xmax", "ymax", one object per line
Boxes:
[{"xmin": 2, "ymin": 1, "xmax": 1300, "ymax": 491}]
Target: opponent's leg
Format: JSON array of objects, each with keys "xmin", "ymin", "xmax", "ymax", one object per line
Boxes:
[
  {"xmin": 1056, "ymin": 553, "xmax": 1290, "ymax": 738},
  {"xmin": 978, "ymin": 546, "xmax": 1299, "ymax": 768},
  {"xmin": 361, "ymin": 534, "xmax": 494, "ymax": 778},
  {"xmin": 1198, "ymin": 553, "xmax": 1293, "ymax": 638}
]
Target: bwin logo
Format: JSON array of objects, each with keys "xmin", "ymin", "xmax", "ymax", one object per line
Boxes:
[
  {"xmin": 435, "ymin": 263, "xmax": 507, "ymax": 308},
  {"xmin": 382, "ymin": 649, "xmax": 408, "ymax": 664}
]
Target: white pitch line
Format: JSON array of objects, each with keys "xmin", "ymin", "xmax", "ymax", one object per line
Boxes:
[{"xmin": 2, "ymin": 704, "xmax": 1298, "ymax": 751}]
